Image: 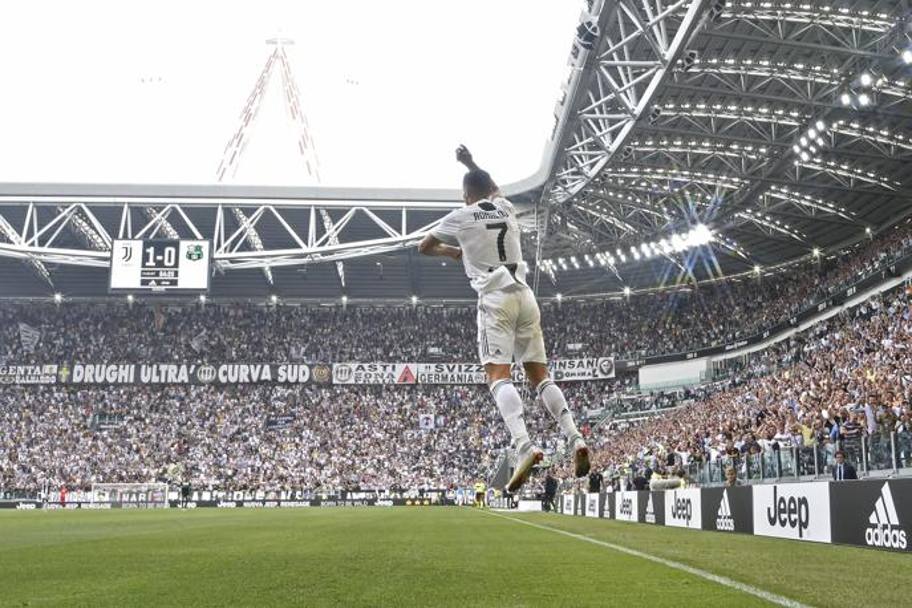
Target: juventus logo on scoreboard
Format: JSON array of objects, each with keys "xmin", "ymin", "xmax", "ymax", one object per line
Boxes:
[{"xmin": 110, "ymin": 239, "xmax": 211, "ymax": 293}]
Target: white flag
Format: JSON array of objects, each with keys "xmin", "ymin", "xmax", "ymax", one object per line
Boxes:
[
  {"xmin": 18, "ymin": 323, "xmax": 40, "ymax": 353},
  {"xmin": 419, "ymin": 413, "xmax": 435, "ymax": 430},
  {"xmin": 190, "ymin": 329, "xmax": 207, "ymax": 353}
]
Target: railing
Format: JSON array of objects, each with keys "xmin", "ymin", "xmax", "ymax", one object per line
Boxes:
[{"xmin": 683, "ymin": 429, "xmax": 912, "ymax": 486}]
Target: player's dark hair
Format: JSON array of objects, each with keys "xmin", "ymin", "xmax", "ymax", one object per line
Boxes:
[{"xmin": 463, "ymin": 169, "xmax": 497, "ymax": 201}]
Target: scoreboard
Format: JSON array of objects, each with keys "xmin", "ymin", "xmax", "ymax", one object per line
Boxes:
[{"xmin": 110, "ymin": 239, "xmax": 211, "ymax": 293}]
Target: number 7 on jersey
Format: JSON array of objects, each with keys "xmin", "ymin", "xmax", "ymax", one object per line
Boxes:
[{"xmin": 486, "ymin": 222, "xmax": 508, "ymax": 262}]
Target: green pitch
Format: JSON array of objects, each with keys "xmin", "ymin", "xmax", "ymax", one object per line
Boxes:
[{"xmin": 0, "ymin": 507, "xmax": 906, "ymax": 607}]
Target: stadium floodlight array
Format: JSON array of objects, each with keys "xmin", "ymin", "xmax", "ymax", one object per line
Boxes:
[
  {"xmin": 838, "ymin": 44, "xmax": 912, "ymax": 110},
  {"xmin": 538, "ymin": 224, "xmax": 713, "ymax": 273},
  {"xmin": 722, "ymin": 1, "xmax": 895, "ymax": 30},
  {"xmin": 735, "ymin": 210, "xmax": 807, "ymax": 242},
  {"xmin": 628, "ymin": 138, "xmax": 769, "ymax": 161},
  {"xmin": 791, "ymin": 119, "xmax": 830, "ymax": 161},
  {"xmin": 792, "ymin": 157, "xmax": 901, "ymax": 191},
  {"xmin": 830, "ymin": 120, "xmax": 912, "ymax": 152}
]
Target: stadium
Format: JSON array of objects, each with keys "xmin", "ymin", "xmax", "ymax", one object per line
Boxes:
[{"xmin": 1, "ymin": 1, "xmax": 911, "ymax": 606}]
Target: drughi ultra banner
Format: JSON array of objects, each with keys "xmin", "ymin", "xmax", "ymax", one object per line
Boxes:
[{"xmin": 8, "ymin": 363, "xmax": 324, "ymax": 386}]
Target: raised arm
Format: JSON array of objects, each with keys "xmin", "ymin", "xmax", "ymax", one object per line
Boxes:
[
  {"xmin": 456, "ymin": 144, "xmax": 482, "ymax": 172},
  {"xmin": 457, "ymin": 144, "xmax": 501, "ymax": 196}
]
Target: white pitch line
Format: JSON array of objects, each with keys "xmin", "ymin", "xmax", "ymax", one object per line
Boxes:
[{"xmin": 481, "ymin": 510, "xmax": 812, "ymax": 608}]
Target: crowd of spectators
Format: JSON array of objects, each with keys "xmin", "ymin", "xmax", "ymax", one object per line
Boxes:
[
  {"xmin": 582, "ymin": 285, "xmax": 912, "ymax": 485},
  {"xmin": 0, "ymin": 380, "xmax": 612, "ymax": 493}
]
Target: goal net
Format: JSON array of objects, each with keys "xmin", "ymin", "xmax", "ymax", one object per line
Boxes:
[{"xmin": 91, "ymin": 483, "xmax": 169, "ymax": 509}]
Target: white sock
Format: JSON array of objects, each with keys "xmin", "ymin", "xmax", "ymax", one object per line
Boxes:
[
  {"xmin": 490, "ymin": 379, "xmax": 530, "ymax": 449},
  {"xmin": 537, "ymin": 379, "xmax": 581, "ymax": 442}
]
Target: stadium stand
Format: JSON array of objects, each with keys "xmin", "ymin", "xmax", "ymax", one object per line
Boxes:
[
  {"xmin": 571, "ymin": 284, "xmax": 912, "ymax": 489},
  {"xmin": 1, "ymin": 221, "xmax": 911, "ymax": 496}
]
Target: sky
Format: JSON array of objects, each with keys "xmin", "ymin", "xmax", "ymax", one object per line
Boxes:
[{"xmin": 0, "ymin": 1, "xmax": 583, "ymax": 189}]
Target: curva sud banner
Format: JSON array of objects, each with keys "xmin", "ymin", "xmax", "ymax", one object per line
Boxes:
[
  {"xmin": 0, "ymin": 358, "xmax": 614, "ymax": 386},
  {"xmin": 558, "ymin": 479, "xmax": 912, "ymax": 552},
  {"xmin": 50, "ymin": 363, "xmax": 323, "ymax": 386}
]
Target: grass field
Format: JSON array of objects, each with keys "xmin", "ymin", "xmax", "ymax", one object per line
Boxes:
[{"xmin": 0, "ymin": 507, "xmax": 907, "ymax": 607}]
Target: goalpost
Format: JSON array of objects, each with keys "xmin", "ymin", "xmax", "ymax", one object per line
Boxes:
[{"xmin": 91, "ymin": 483, "xmax": 169, "ymax": 509}]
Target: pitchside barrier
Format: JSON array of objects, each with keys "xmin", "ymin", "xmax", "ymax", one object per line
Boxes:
[
  {"xmin": 557, "ymin": 478, "xmax": 911, "ymax": 553},
  {"xmin": 1, "ymin": 497, "xmax": 454, "ymax": 510}
]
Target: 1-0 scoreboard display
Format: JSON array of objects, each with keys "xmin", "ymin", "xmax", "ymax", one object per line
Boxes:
[{"xmin": 110, "ymin": 239, "xmax": 211, "ymax": 293}]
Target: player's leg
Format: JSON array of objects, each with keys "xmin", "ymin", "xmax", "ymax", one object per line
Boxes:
[
  {"xmin": 514, "ymin": 288, "xmax": 590, "ymax": 478},
  {"xmin": 487, "ymin": 361, "xmax": 544, "ymax": 492},
  {"xmin": 479, "ymin": 289, "xmax": 542, "ymax": 492}
]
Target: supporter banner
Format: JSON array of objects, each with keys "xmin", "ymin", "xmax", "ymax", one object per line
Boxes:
[
  {"xmin": 830, "ymin": 479, "xmax": 912, "ymax": 552},
  {"xmin": 60, "ymin": 363, "xmax": 315, "ymax": 385},
  {"xmin": 18, "ymin": 323, "xmax": 41, "ymax": 353},
  {"xmin": 414, "ymin": 358, "xmax": 614, "ymax": 385},
  {"xmin": 1, "ymin": 363, "xmax": 328, "ymax": 386},
  {"xmin": 0, "ymin": 498, "xmax": 450, "ymax": 510},
  {"xmin": 416, "ymin": 363, "xmax": 488, "ymax": 385},
  {"xmin": 551, "ymin": 357, "xmax": 615, "ymax": 381},
  {"xmin": 332, "ymin": 363, "xmax": 418, "ymax": 385},
  {"xmin": 265, "ymin": 414, "xmax": 295, "ymax": 430},
  {"xmin": 0, "ymin": 364, "xmax": 58, "ymax": 385},
  {"xmin": 1, "ymin": 358, "xmax": 615, "ymax": 386}
]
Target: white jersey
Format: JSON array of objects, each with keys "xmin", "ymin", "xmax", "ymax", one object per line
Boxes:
[
  {"xmin": 431, "ymin": 196, "xmax": 528, "ymax": 295},
  {"xmin": 431, "ymin": 196, "xmax": 545, "ymax": 365}
]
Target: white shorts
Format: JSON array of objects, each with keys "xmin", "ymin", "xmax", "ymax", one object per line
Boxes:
[{"xmin": 476, "ymin": 285, "xmax": 547, "ymax": 365}]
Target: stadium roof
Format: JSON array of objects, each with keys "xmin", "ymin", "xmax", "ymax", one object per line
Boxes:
[{"xmin": 1, "ymin": 0, "xmax": 911, "ymax": 300}]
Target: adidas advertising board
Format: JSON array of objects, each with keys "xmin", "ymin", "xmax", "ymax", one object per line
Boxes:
[
  {"xmin": 562, "ymin": 494, "xmax": 574, "ymax": 515},
  {"xmin": 701, "ymin": 487, "xmax": 753, "ymax": 534},
  {"xmin": 753, "ymin": 482, "xmax": 831, "ymax": 543},
  {"xmin": 644, "ymin": 492, "xmax": 664, "ymax": 525},
  {"xmin": 615, "ymin": 491, "xmax": 639, "ymax": 522},
  {"xmin": 585, "ymin": 493, "xmax": 600, "ymax": 518},
  {"xmin": 663, "ymin": 488, "xmax": 702, "ymax": 529},
  {"xmin": 604, "ymin": 492, "xmax": 615, "ymax": 520},
  {"xmin": 830, "ymin": 478, "xmax": 912, "ymax": 552},
  {"xmin": 716, "ymin": 491, "xmax": 735, "ymax": 531}
]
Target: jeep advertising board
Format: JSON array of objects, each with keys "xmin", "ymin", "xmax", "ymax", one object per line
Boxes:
[{"xmin": 752, "ymin": 482, "xmax": 831, "ymax": 543}]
